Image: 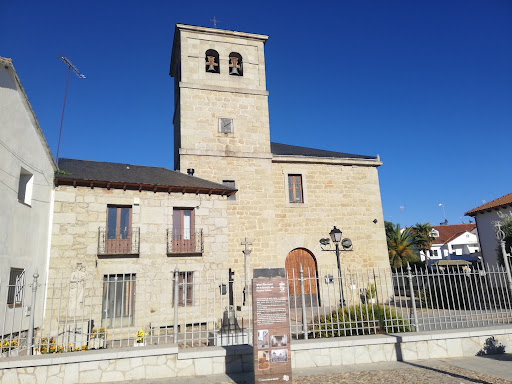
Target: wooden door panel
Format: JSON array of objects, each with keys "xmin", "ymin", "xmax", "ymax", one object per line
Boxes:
[{"xmin": 285, "ymin": 248, "xmax": 318, "ymax": 295}]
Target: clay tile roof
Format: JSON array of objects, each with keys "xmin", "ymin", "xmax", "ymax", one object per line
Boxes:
[
  {"xmin": 431, "ymin": 224, "xmax": 476, "ymax": 245},
  {"xmin": 465, "ymin": 192, "xmax": 512, "ymax": 216}
]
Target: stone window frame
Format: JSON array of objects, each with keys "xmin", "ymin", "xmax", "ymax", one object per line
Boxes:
[
  {"xmin": 176, "ymin": 271, "xmax": 194, "ymax": 306},
  {"xmin": 283, "ymin": 169, "xmax": 309, "ymax": 208},
  {"xmin": 228, "ymin": 52, "xmax": 243, "ymax": 76},
  {"xmin": 101, "ymin": 273, "xmax": 136, "ymax": 327},
  {"xmin": 205, "ymin": 49, "xmax": 220, "ymax": 74}
]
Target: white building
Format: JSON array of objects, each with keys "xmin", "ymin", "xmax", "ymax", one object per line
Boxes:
[
  {"xmin": 0, "ymin": 57, "xmax": 57, "ymax": 335},
  {"xmin": 466, "ymin": 193, "xmax": 512, "ymax": 265},
  {"xmin": 419, "ymin": 224, "xmax": 480, "ymax": 263}
]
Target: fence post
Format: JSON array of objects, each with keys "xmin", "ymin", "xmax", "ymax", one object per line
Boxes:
[
  {"xmin": 406, "ymin": 263, "xmax": 419, "ymax": 332},
  {"xmin": 496, "ymin": 224, "xmax": 512, "ymax": 295},
  {"xmin": 173, "ymin": 267, "xmax": 179, "ymax": 344},
  {"xmin": 26, "ymin": 270, "xmax": 39, "ymax": 356},
  {"xmin": 299, "ymin": 265, "xmax": 308, "ymax": 339}
]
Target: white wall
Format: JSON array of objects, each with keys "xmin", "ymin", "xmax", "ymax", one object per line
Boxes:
[
  {"xmin": 0, "ymin": 63, "xmax": 56, "ymax": 335},
  {"xmin": 475, "ymin": 207, "xmax": 512, "ymax": 265}
]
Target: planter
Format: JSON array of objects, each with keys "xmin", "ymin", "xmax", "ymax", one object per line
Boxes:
[
  {"xmin": 89, "ymin": 338, "xmax": 106, "ymax": 349},
  {"xmin": 134, "ymin": 341, "xmax": 146, "ymax": 347}
]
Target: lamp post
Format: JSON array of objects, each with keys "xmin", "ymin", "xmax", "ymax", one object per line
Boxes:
[
  {"xmin": 495, "ymin": 222, "xmax": 512, "ymax": 294},
  {"xmin": 320, "ymin": 226, "xmax": 353, "ymax": 307}
]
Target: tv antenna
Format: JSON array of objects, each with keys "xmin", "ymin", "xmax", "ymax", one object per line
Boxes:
[{"xmin": 56, "ymin": 57, "xmax": 85, "ymax": 161}]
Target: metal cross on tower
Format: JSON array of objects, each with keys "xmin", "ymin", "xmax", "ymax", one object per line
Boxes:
[{"xmin": 210, "ymin": 16, "xmax": 220, "ymax": 28}]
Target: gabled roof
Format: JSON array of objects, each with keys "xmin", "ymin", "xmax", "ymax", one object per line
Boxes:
[
  {"xmin": 465, "ymin": 192, "xmax": 512, "ymax": 216},
  {"xmin": 431, "ymin": 224, "xmax": 476, "ymax": 245},
  {"xmin": 55, "ymin": 158, "xmax": 236, "ymax": 196},
  {"xmin": 270, "ymin": 142, "xmax": 376, "ymax": 160},
  {"xmin": 0, "ymin": 57, "xmax": 57, "ymax": 171}
]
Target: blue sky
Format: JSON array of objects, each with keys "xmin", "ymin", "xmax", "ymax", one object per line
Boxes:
[{"xmin": 2, "ymin": 0, "xmax": 511, "ymax": 227}]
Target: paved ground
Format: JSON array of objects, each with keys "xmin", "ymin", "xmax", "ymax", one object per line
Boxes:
[{"xmin": 109, "ymin": 354, "xmax": 512, "ymax": 384}]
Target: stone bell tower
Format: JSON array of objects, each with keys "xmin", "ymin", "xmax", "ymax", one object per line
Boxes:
[{"xmin": 170, "ymin": 24, "xmax": 277, "ymax": 270}]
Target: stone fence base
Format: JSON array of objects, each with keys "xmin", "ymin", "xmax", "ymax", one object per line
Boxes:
[{"xmin": 1, "ymin": 326, "xmax": 511, "ymax": 383}]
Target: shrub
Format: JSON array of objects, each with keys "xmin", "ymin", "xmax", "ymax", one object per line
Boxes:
[{"xmin": 311, "ymin": 305, "xmax": 410, "ymax": 338}]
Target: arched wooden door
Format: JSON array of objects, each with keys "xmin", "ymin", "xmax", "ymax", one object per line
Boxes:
[{"xmin": 285, "ymin": 248, "xmax": 319, "ymax": 307}]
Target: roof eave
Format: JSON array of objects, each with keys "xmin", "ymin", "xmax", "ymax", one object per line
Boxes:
[
  {"xmin": 271, "ymin": 154, "xmax": 382, "ymax": 167},
  {"xmin": 55, "ymin": 177, "xmax": 236, "ymax": 196}
]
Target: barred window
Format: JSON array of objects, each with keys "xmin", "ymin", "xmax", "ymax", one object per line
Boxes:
[
  {"xmin": 102, "ymin": 274, "xmax": 135, "ymax": 327},
  {"xmin": 176, "ymin": 272, "xmax": 193, "ymax": 306},
  {"xmin": 7, "ymin": 268, "xmax": 25, "ymax": 307}
]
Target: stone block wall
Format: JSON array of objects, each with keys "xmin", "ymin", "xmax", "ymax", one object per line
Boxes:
[
  {"xmin": 1, "ymin": 327, "xmax": 511, "ymax": 383},
  {"xmin": 272, "ymin": 160, "xmax": 389, "ymax": 270},
  {"xmin": 47, "ymin": 185, "xmax": 230, "ymax": 334}
]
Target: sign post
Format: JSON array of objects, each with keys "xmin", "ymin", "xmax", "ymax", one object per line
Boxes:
[{"xmin": 252, "ymin": 268, "xmax": 292, "ymax": 383}]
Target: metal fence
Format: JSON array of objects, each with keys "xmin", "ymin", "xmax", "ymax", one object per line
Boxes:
[
  {"xmin": 289, "ymin": 264, "xmax": 512, "ymax": 340},
  {"xmin": 1, "ymin": 264, "xmax": 511, "ymax": 358}
]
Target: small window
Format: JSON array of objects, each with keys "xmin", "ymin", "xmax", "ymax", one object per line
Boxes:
[
  {"xmin": 102, "ymin": 274, "xmax": 135, "ymax": 327},
  {"xmin": 223, "ymin": 180, "xmax": 236, "ymax": 201},
  {"xmin": 176, "ymin": 272, "xmax": 193, "ymax": 306},
  {"xmin": 219, "ymin": 118, "xmax": 234, "ymax": 134},
  {"xmin": 431, "ymin": 249, "xmax": 438, "ymax": 257},
  {"xmin": 18, "ymin": 168, "xmax": 34, "ymax": 205},
  {"xmin": 205, "ymin": 49, "xmax": 220, "ymax": 74},
  {"xmin": 7, "ymin": 268, "xmax": 25, "ymax": 307},
  {"xmin": 288, "ymin": 175, "xmax": 303, "ymax": 204},
  {"xmin": 229, "ymin": 52, "xmax": 243, "ymax": 76}
]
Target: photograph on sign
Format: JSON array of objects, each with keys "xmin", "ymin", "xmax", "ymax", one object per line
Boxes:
[
  {"xmin": 271, "ymin": 349, "xmax": 288, "ymax": 363},
  {"xmin": 258, "ymin": 350, "xmax": 270, "ymax": 370},
  {"xmin": 271, "ymin": 334, "xmax": 287, "ymax": 348},
  {"xmin": 257, "ymin": 329, "xmax": 269, "ymax": 348}
]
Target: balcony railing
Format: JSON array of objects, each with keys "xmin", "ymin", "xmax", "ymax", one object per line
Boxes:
[
  {"xmin": 98, "ymin": 227, "xmax": 140, "ymax": 256},
  {"xmin": 167, "ymin": 229, "xmax": 203, "ymax": 255}
]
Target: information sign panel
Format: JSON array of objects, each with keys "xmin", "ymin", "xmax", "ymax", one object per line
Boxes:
[{"xmin": 252, "ymin": 268, "xmax": 292, "ymax": 383}]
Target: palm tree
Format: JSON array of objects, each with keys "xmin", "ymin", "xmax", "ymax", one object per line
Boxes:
[
  {"xmin": 414, "ymin": 222, "xmax": 435, "ymax": 266},
  {"xmin": 387, "ymin": 225, "xmax": 418, "ymax": 268}
]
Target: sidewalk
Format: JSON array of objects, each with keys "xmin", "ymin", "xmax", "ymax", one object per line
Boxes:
[{"xmin": 108, "ymin": 354, "xmax": 512, "ymax": 384}]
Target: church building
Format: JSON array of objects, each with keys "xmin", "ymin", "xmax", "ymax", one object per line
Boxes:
[
  {"xmin": 43, "ymin": 24, "xmax": 389, "ymax": 334},
  {"xmin": 170, "ymin": 24, "xmax": 388, "ymax": 282}
]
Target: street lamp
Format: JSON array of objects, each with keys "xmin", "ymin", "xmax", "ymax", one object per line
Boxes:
[{"xmin": 320, "ymin": 226, "xmax": 353, "ymax": 306}]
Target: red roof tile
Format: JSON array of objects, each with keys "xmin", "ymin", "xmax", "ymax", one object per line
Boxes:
[
  {"xmin": 465, "ymin": 192, "xmax": 512, "ymax": 216},
  {"xmin": 431, "ymin": 224, "xmax": 476, "ymax": 245}
]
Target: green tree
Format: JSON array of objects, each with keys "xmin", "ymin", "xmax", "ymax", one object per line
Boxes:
[
  {"xmin": 384, "ymin": 220, "xmax": 395, "ymax": 238},
  {"xmin": 494, "ymin": 212, "xmax": 512, "ymax": 267},
  {"xmin": 414, "ymin": 222, "xmax": 435, "ymax": 267},
  {"xmin": 387, "ymin": 224, "xmax": 418, "ymax": 268}
]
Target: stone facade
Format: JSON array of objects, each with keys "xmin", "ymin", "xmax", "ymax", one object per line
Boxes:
[
  {"xmin": 47, "ymin": 185, "xmax": 229, "ymax": 332},
  {"xmin": 171, "ymin": 24, "xmax": 389, "ymax": 283}
]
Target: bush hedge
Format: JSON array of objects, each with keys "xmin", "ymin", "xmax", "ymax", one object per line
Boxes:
[{"xmin": 311, "ymin": 305, "xmax": 410, "ymax": 338}]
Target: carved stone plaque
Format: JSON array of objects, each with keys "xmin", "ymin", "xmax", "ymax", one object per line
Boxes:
[{"xmin": 252, "ymin": 268, "xmax": 292, "ymax": 383}]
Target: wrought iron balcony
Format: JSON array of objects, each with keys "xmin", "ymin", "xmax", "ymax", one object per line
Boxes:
[
  {"xmin": 98, "ymin": 227, "xmax": 140, "ymax": 256},
  {"xmin": 167, "ymin": 229, "xmax": 203, "ymax": 256}
]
